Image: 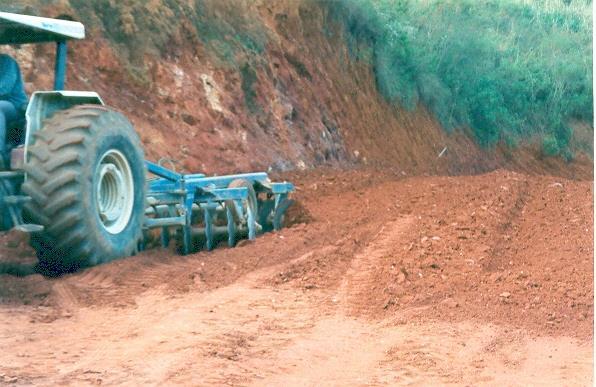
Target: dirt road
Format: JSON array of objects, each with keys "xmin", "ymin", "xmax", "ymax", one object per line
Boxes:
[{"xmin": 0, "ymin": 169, "xmax": 593, "ymax": 385}]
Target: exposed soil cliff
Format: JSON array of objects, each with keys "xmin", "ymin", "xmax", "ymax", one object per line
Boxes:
[{"xmin": 4, "ymin": 0, "xmax": 592, "ymax": 178}]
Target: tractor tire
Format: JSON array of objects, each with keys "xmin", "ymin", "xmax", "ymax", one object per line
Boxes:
[{"xmin": 22, "ymin": 105, "xmax": 146, "ymax": 273}]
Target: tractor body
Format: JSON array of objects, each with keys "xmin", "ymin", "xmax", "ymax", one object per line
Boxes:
[{"xmin": 0, "ymin": 12, "xmax": 294, "ymax": 272}]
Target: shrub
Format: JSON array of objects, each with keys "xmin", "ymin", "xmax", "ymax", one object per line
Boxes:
[
  {"xmin": 328, "ymin": 0, "xmax": 593, "ymax": 155},
  {"xmin": 542, "ymin": 135, "xmax": 561, "ymax": 157},
  {"xmin": 241, "ymin": 63, "xmax": 259, "ymax": 114}
]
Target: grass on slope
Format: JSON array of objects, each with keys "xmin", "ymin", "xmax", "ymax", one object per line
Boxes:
[{"xmin": 329, "ymin": 0, "xmax": 593, "ymax": 158}]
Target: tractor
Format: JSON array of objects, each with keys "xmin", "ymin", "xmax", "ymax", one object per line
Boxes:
[{"xmin": 0, "ymin": 12, "xmax": 294, "ymax": 274}]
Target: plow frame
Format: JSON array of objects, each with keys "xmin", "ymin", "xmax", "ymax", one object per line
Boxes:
[{"xmin": 144, "ymin": 161, "xmax": 294, "ymax": 254}]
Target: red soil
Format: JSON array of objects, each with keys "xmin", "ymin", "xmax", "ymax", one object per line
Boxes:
[{"xmin": 0, "ymin": 168, "xmax": 593, "ymax": 384}]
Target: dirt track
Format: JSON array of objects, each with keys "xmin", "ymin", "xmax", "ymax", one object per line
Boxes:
[{"xmin": 0, "ymin": 169, "xmax": 593, "ymax": 385}]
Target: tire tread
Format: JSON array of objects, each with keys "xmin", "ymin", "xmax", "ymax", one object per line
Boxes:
[{"xmin": 22, "ymin": 105, "xmax": 146, "ymax": 272}]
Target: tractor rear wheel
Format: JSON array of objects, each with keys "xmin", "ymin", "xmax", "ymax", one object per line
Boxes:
[{"xmin": 22, "ymin": 105, "xmax": 146, "ymax": 273}]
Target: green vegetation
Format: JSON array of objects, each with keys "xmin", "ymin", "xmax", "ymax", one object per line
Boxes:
[
  {"xmin": 0, "ymin": 0, "xmax": 268, "ymax": 68},
  {"xmin": 194, "ymin": 0, "xmax": 267, "ymax": 67},
  {"xmin": 240, "ymin": 63, "xmax": 259, "ymax": 114},
  {"xmin": 4, "ymin": 0, "xmax": 269, "ymax": 108},
  {"xmin": 329, "ymin": 0, "xmax": 593, "ymax": 156},
  {"xmin": 67, "ymin": 0, "xmax": 267, "ymax": 68},
  {"xmin": 2, "ymin": 0, "xmax": 591, "ymax": 151}
]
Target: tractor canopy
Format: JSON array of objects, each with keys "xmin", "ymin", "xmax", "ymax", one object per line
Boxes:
[
  {"xmin": 0, "ymin": 12, "xmax": 84, "ymax": 45},
  {"xmin": 0, "ymin": 12, "xmax": 85, "ymax": 90}
]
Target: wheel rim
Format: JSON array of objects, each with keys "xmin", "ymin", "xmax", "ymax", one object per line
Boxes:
[{"xmin": 96, "ymin": 149, "xmax": 134, "ymax": 234}]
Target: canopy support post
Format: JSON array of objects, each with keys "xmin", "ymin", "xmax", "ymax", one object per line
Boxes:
[{"xmin": 54, "ymin": 41, "xmax": 67, "ymax": 91}]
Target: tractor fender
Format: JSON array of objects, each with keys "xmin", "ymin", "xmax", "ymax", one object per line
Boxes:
[{"xmin": 24, "ymin": 91, "xmax": 104, "ymax": 161}]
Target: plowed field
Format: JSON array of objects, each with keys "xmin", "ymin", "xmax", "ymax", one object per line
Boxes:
[{"xmin": 0, "ymin": 169, "xmax": 593, "ymax": 385}]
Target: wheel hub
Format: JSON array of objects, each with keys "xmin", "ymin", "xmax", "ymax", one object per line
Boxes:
[{"xmin": 96, "ymin": 150, "xmax": 134, "ymax": 234}]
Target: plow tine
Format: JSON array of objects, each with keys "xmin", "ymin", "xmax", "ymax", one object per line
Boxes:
[
  {"xmin": 160, "ymin": 206, "xmax": 174, "ymax": 248},
  {"xmin": 274, "ymin": 198, "xmax": 294, "ymax": 231},
  {"xmin": 226, "ymin": 205, "xmax": 236, "ymax": 247},
  {"xmin": 204, "ymin": 205, "xmax": 214, "ymax": 251},
  {"xmin": 247, "ymin": 205, "xmax": 256, "ymax": 240},
  {"xmin": 182, "ymin": 195, "xmax": 194, "ymax": 255},
  {"xmin": 161, "ymin": 227, "xmax": 170, "ymax": 248},
  {"xmin": 157, "ymin": 206, "xmax": 172, "ymax": 248}
]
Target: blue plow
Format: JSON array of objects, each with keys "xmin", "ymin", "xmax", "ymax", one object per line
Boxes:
[{"xmin": 144, "ymin": 161, "xmax": 294, "ymax": 254}]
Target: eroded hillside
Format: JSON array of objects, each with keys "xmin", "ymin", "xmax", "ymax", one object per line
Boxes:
[{"xmin": 2, "ymin": 0, "xmax": 591, "ymax": 179}]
